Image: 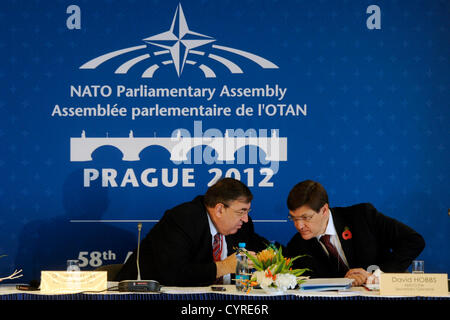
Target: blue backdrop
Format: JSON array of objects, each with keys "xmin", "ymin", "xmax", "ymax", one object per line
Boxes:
[{"xmin": 0, "ymin": 0, "xmax": 448, "ymax": 282}]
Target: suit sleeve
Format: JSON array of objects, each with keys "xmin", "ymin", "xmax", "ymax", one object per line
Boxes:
[
  {"xmin": 147, "ymin": 214, "xmax": 217, "ymax": 286},
  {"xmin": 364, "ymin": 203, "xmax": 425, "ymax": 272},
  {"xmin": 286, "ymin": 234, "xmax": 315, "ymax": 277}
]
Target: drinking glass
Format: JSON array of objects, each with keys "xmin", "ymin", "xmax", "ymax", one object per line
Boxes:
[
  {"xmin": 67, "ymin": 260, "xmax": 81, "ymax": 272},
  {"xmin": 411, "ymin": 260, "xmax": 424, "ymax": 274}
]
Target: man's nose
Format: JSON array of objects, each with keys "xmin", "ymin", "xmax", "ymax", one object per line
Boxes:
[
  {"xmin": 294, "ymin": 219, "xmax": 305, "ymax": 229},
  {"xmin": 241, "ymin": 213, "xmax": 249, "ymax": 223}
]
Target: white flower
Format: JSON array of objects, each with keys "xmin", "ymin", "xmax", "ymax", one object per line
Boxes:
[
  {"xmin": 274, "ymin": 273, "xmax": 297, "ymax": 290},
  {"xmin": 253, "ymin": 271, "xmax": 273, "ymax": 289}
]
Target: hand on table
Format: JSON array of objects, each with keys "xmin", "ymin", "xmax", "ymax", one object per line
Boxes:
[{"xmin": 344, "ymin": 268, "xmax": 371, "ymax": 286}]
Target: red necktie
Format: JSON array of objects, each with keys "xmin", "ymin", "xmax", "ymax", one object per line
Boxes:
[
  {"xmin": 212, "ymin": 233, "xmax": 223, "ymax": 283},
  {"xmin": 213, "ymin": 233, "xmax": 223, "ymax": 262},
  {"xmin": 320, "ymin": 235, "xmax": 349, "ymax": 273}
]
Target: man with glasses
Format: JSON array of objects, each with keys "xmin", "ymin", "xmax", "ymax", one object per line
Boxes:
[
  {"xmin": 116, "ymin": 178, "xmax": 270, "ymax": 286},
  {"xmin": 286, "ymin": 180, "xmax": 425, "ymax": 286}
]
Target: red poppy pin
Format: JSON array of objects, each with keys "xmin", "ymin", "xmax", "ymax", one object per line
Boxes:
[{"xmin": 342, "ymin": 227, "xmax": 352, "ymax": 240}]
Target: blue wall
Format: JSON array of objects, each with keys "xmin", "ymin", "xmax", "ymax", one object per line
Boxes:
[{"xmin": 0, "ymin": 0, "xmax": 448, "ymax": 282}]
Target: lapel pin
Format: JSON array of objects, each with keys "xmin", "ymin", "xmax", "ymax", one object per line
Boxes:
[{"xmin": 342, "ymin": 227, "xmax": 352, "ymax": 240}]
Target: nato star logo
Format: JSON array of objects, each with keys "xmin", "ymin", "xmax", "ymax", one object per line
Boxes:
[
  {"xmin": 80, "ymin": 3, "xmax": 278, "ymax": 78},
  {"xmin": 143, "ymin": 4, "xmax": 215, "ymax": 77}
]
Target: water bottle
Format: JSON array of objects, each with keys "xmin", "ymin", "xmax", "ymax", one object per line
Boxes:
[{"xmin": 235, "ymin": 242, "xmax": 250, "ymax": 291}]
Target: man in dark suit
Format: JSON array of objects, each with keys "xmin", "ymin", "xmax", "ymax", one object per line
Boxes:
[
  {"xmin": 115, "ymin": 178, "xmax": 269, "ymax": 286},
  {"xmin": 286, "ymin": 180, "xmax": 425, "ymax": 286}
]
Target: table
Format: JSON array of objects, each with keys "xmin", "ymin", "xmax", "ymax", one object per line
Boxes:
[{"xmin": 1, "ymin": 283, "xmax": 448, "ymax": 317}]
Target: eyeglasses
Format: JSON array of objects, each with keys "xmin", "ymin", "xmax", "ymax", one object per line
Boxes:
[
  {"xmin": 222, "ymin": 203, "xmax": 251, "ymax": 216},
  {"xmin": 287, "ymin": 214, "xmax": 315, "ymax": 222}
]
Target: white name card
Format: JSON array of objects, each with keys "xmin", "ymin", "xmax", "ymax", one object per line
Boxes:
[
  {"xmin": 40, "ymin": 271, "xmax": 107, "ymax": 294},
  {"xmin": 380, "ymin": 273, "xmax": 448, "ymax": 297}
]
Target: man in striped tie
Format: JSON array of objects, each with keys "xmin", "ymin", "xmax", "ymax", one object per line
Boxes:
[
  {"xmin": 285, "ymin": 180, "xmax": 425, "ymax": 286},
  {"xmin": 116, "ymin": 178, "xmax": 270, "ymax": 286}
]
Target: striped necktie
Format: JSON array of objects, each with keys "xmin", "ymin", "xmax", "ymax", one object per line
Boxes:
[
  {"xmin": 320, "ymin": 234, "xmax": 349, "ymax": 273},
  {"xmin": 212, "ymin": 233, "xmax": 223, "ymax": 284},
  {"xmin": 213, "ymin": 233, "xmax": 223, "ymax": 262}
]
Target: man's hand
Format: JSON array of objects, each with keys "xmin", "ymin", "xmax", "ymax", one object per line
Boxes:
[
  {"xmin": 215, "ymin": 253, "xmax": 237, "ymax": 278},
  {"xmin": 215, "ymin": 251, "xmax": 257, "ymax": 278},
  {"xmin": 345, "ymin": 268, "xmax": 371, "ymax": 286}
]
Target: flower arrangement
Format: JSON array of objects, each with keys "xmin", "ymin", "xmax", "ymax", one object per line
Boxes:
[{"xmin": 241, "ymin": 244, "xmax": 309, "ymax": 293}]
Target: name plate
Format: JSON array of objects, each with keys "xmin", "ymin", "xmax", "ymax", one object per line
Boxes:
[
  {"xmin": 40, "ymin": 271, "xmax": 107, "ymax": 294},
  {"xmin": 380, "ymin": 273, "xmax": 448, "ymax": 297}
]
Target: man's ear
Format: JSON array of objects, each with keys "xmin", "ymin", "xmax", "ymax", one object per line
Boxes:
[
  {"xmin": 320, "ymin": 203, "xmax": 329, "ymax": 215},
  {"xmin": 212, "ymin": 203, "xmax": 225, "ymax": 218}
]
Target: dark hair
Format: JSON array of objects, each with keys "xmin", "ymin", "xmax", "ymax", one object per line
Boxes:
[
  {"xmin": 204, "ymin": 178, "xmax": 253, "ymax": 208},
  {"xmin": 287, "ymin": 180, "xmax": 329, "ymax": 212}
]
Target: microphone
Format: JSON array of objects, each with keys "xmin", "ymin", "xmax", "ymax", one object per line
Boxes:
[
  {"xmin": 118, "ymin": 222, "xmax": 161, "ymax": 292},
  {"xmin": 136, "ymin": 222, "xmax": 143, "ymax": 280}
]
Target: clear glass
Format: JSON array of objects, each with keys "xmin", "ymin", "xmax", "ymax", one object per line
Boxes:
[
  {"xmin": 67, "ymin": 259, "xmax": 81, "ymax": 272},
  {"xmin": 411, "ymin": 260, "xmax": 424, "ymax": 274}
]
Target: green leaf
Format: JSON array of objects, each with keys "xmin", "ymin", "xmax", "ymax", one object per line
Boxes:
[
  {"xmin": 286, "ymin": 254, "xmax": 305, "ymax": 267},
  {"xmin": 273, "ymin": 261, "xmax": 285, "ymax": 275},
  {"xmin": 243, "ymin": 251, "xmax": 263, "ymax": 271},
  {"xmin": 276, "ymin": 246, "xmax": 283, "ymax": 262},
  {"xmin": 291, "ymin": 268, "xmax": 310, "ymax": 277}
]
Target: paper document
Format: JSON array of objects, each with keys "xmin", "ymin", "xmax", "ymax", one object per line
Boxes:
[{"xmin": 299, "ymin": 278, "xmax": 354, "ymax": 291}]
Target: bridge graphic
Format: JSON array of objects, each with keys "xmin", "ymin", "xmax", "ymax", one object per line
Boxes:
[{"xmin": 70, "ymin": 130, "xmax": 287, "ymax": 162}]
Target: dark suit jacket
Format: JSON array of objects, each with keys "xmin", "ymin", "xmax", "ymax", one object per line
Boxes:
[
  {"xmin": 286, "ymin": 203, "xmax": 425, "ymax": 278},
  {"xmin": 115, "ymin": 196, "xmax": 269, "ymax": 286}
]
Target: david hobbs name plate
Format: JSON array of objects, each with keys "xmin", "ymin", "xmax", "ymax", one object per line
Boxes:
[{"xmin": 380, "ymin": 273, "xmax": 448, "ymax": 297}]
